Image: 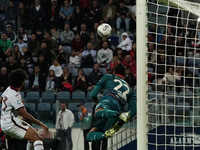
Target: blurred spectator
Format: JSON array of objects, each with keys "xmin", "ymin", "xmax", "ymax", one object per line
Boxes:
[
  {"xmin": 148, "ymin": 23, "xmax": 162, "ymax": 43},
  {"xmin": 0, "ymin": 67, "xmax": 9, "ymax": 92},
  {"xmin": 87, "ymin": 64, "xmax": 103, "ymax": 92},
  {"xmin": 79, "ymin": 0, "xmax": 90, "ymax": 17},
  {"xmin": 5, "ymin": 55, "xmax": 18, "ymax": 74},
  {"xmin": 34, "ymin": 54, "xmax": 49, "ymax": 76},
  {"xmin": 4, "ymin": 1, "xmax": 17, "ymax": 31},
  {"xmin": 130, "ymin": 0, "xmax": 136, "ymax": 33},
  {"xmin": 71, "ymin": 33, "xmax": 84, "ymax": 53},
  {"xmin": 116, "ymin": 1, "xmax": 130, "ymax": 34},
  {"xmin": 36, "ymin": 29, "xmax": 44, "ymax": 43},
  {"xmin": 15, "ymin": 35, "xmax": 27, "ymax": 55},
  {"xmin": 110, "ymin": 55, "xmax": 120, "ymax": 69},
  {"xmin": 106, "ymin": 66, "xmax": 113, "ymax": 74},
  {"xmin": 91, "ymin": 22, "xmax": 101, "ymax": 40},
  {"xmin": 0, "ymin": 33, "xmax": 12, "ymax": 57},
  {"xmin": 29, "ymin": 65, "xmax": 45, "ymax": 93},
  {"xmin": 97, "ymin": 42, "xmax": 113, "ymax": 67},
  {"xmin": 42, "ymin": 32, "xmax": 58, "ymax": 59},
  {"xmin": 56, "ymin": 45, "xmax": 67, "ymax": 68},
  {"xmin": 46, "ymin": 69, "xmax": 56, "ymax": 91},
  {"xmin": 81, "ymin": 42, "xmax": 97, "ymax": 68},
  {"xmin": 72, "ymin": 6, "xmax": 84, "ymax": 31},
  {"xmin": 99, "ymin": 37, "xmax": 112, "ymax": 49},
  {"xmin": 77, "ymin": 103, "xmax": 93, "ymax": 150},
  {"xmin": 124, "ymin": 67, "xmax": 136, "ymax": 89},
  {"xmin": 50, "ymin": 0, "xmax": 60, "ymax": 28},
  {"xmin": 56, "ymin": 66, "xmax": 72, "ymax": 92},
  {"xmin": 147, "ymin": 43, "xmax": 156, "ymax": 64},
  {"xmin": 86, "ymin": 0, "xmax": 102, "ymax": 29},
  {"xmin": 88, "ymin": 32, "xmax": 99, "ymax": 50},
  {"xmin": 0, "ymin": 47, "xmax": 5, "ymax": 65},
  {"xmin": 188, "ymin": 37, "xmax": 200, "ymax": 57},
  {"xmin": 156, "ymin": 54, "xmax": 168, "ymax": 79},
  {"xmin": 17, "ymin": 3, "xmax": 28, "ymax": 29},
  {"xmin": 49, "ymin": 59, "xmax": 63, "ymax": 77},
  {"xmin": 162, "ymin": 66, "xmax": 180, "ymax": 91},
  {"xmin": 27, "ymin": 34, "xmax": 40, "ymax": 56},
  {"xmin": 103, "ymin": 0, "xmax": 116, "ymax": 33},
  {"xmin": 130, "ymin": 42, "xmax": 136, "ymax": 61},
  {"xmin": 19, "ymin": 57, "xmax": 29, "ymax": 75},
  {"xmin": 61, "ymin": 24, "xmax": 75, "ymax": 46},
  {"xmin": 79, "ymin": 24, "xmax": 90, "ymax": 45},
  {"xmin": 12, "ymin": 45, "xmax": 21, "ymax": 62},
  {"xmin": 59, "ymin": 0, "xmax": 74, "ymax": 26},
  {"xmin": 40, "ymin": 0, "xmax": 52, "ymax": 33},
  {"xmin": 0, "ymin": 0, "xmax": 9, "ymax": 14},
  {"xmin": 122, "ymin": 54, "xmax": 136, "ymax": 75},
  {"xmin": 5, "ymin": 24, "xmax": 17, "ymax": 43},
  {"xmin": 176, "ymin": 36, "xmax": 186, "ymax": 56},
  {"xmin": 51, "ymin": 26, "xmax": 59, "ymax": 41},
  {"xmin": 22, "ymin": 47, "xmax": 34, "ymax": 67},
  {"xmin": 36, "ymin": 42, "xmax": 52, "ymax": 64},
  {"xmin": 117, "ymin": 32, "xmax": 132, "ymax": 54},
  {"xmin": 56, "ymin": 103, "xmax": 74, "ymax": 150},
  {"xmin": 116, "ymin": 48, "xmax": 124, "ymax": 62},
  {"xmin": 30, "ymin": 0, "xmax": 46, "ymax": 34},
  {"xmin": 74, "ymin": 68, "xmax": 88, "ymax": 92},
  {"xmin": 18, "ymin": 27, "xmax": 28, "ymax": 43},
  {"xmin": 68, "ymin": 49, "xmax": 81, "ymax": 68},
  {"xmin": 163, "ymin": 23, "xmax": 175, "ymax": 41}
]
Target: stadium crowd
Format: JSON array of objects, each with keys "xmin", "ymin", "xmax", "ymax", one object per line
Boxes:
[{"xmin": 0, "ymin": 0, "xmax": 137, "ymax": 94}]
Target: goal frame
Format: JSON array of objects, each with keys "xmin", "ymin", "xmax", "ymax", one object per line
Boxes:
[{"xmin": 136, "ymin": 0, "xmax": 148, "ymax": 150}]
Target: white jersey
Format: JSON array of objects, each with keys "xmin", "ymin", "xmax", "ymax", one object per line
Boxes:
[{"xmin": 1, "ymin": 86, "xmax": 24, "ymax": 131}]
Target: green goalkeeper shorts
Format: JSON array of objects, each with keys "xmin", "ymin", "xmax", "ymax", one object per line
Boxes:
[{"xmin": 94, "ymin": 95, "xmax": 122, "ymax": 132}]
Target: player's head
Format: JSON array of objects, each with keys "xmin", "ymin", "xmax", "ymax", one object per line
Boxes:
[
  {"xmin": 60, "ymin": 103, "xmax": 67, "ymax": 111},
  {"xmin": 9, "ymin": 69, "xmax": 26, "ymax": 88},
  {"xmin": 113, "ymin": 64, "xmax": 126, "ymax": 76}
]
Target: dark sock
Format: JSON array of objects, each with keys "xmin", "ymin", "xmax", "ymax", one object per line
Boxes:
[
  {"xmin": 95, "ymin": 109, "xmax": 120, "ymax": 119},
  {"xmin": 117, "ymin": 119, "xmax": 125, "ymax": 127}
]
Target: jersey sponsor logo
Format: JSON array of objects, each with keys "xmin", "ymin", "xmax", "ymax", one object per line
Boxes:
[
  {"xmin": 16, "ymin": 100, "xmax": 21, "ymax": 105},
  {"xmin": 15, "ymin": 94, "xmax": 18, "ymax": 97}
]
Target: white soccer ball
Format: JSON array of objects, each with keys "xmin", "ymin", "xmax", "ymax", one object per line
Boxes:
[{"xmin": 97, "ymin": 23, "xmax": 112, "ymax": 38}]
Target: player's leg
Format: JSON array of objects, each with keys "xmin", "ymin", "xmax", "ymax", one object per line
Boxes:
[
  {"xmin": 24, "ymin": 127, "xmax": 44, "ymax": 150},
  {"xmin": 105, "ymin": 112, "xmax": 130, "ymax": 138},
  {"xmin": 95, "ymin": 108, "xmax": 120, "ymax": 119},
  {"xmin": 86, "ymin": 127, "xmax": 106, "ymax": 142}
]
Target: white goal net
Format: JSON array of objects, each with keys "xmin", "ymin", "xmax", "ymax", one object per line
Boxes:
[{"xmin": 146, "ymin": 0, "xmax": 200, "ymax": 149}]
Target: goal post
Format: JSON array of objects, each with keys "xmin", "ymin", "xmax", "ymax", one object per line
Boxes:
[
  {"xmin": 136, "ymin": 0, "xmax": 148, "ymax": 150},
  {"xmin": 137, "ymin": 0, "xmax": 200, "ymax": 149}
]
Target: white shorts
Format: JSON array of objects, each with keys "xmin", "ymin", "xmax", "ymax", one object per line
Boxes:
[{"xmin": 3, "ymin": 120, "xmax": 31, "ymax": 140}]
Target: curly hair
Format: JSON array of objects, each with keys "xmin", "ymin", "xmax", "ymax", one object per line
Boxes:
[{"xmin": 9, "ymin": 69, "xmax": 26, "ymax": 87}]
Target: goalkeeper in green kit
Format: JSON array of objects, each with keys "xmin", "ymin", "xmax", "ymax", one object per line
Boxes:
[{"xmin": 86, "ymin": 64, "xmax": 137, "ymax": 142}]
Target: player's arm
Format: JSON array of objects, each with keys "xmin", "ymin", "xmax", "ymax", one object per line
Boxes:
[
  {"xmin": 127, "ymin": 91, "xmax": 137, "ymax": 119},
  {"xmin": 0, "ymin": 97, "xmax": 2, "ymax": 104},
  {"xmin": 90, "ymin": 75, "xmax": 111, "ymax": 103},
  {"xmin": 18, "ymin": 107, "xmax": 49, "ymax": 133}
]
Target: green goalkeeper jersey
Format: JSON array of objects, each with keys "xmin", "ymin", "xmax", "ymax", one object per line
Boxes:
[{"xmin": 91, "ymin": 74, "xmax": 136, "ymax": 118}]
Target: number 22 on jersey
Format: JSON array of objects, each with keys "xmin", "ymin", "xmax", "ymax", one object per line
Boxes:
[{"xmin": 114, "ymin": 79, "xmax": 130, "ymax": 100}]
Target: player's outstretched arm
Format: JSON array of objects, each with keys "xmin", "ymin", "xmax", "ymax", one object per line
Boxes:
[{"xmin": 18, "ymin": 107, "xmax": 49, "ymax": 134}]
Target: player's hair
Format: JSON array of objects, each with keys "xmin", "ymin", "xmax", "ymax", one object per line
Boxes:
[
  {"xmin": 113, "ymin": 64, "xmax": 126, "ymax": 76},
  {"xmin": 9, "ymin": 69, "xmax": 26, "ymax": 87}
]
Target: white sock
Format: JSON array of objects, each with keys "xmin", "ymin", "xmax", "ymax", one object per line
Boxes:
[
  {"xmin": 34, "ymin": 140, "xmax": 44, "ymax": 150},
  {"xmin": 26, "ymin": 142, "xmax": 33, "ymax": 150}
]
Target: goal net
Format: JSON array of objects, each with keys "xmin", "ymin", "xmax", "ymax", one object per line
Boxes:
[{"xmin": 146, "ymin": 0, "xmax": 200, "ymax": 149}]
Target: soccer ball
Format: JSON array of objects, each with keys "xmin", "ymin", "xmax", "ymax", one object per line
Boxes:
[{"xmin": 97, "ymin": 23, "xmax": 112, "ymax": 38}]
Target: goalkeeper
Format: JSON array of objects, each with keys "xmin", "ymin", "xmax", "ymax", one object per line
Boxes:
[{"xmin": 86, "ymin": 64, "xmax": 136, "ymax": 142}]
